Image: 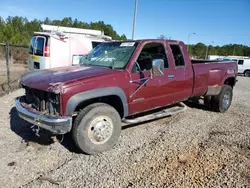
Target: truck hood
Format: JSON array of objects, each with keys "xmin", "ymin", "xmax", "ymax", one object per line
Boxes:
[{"xmin": 20, "ymin": 65, "xmax": 117, "ymax": 93}]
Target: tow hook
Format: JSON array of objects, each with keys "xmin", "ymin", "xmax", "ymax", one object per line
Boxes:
[
  {"xmin": 32, "ymin": 112, "xmax": 46, "ymax": 136},
  {"xmin": 31, "ymin": 124, "xmax": 40, "ymax": 137},
  {"xmin": 34, "ymin": 118, "xmax": 40, "ymax": 124}
]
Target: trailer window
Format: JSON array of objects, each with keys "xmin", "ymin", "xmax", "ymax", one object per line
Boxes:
[
  {"xmin": 170, "ymin": 44, "xmax": 185, "ymax": 67},
  {"xmin": 238, "ymin": 60, "xmax": 244, "ymax": 65}
]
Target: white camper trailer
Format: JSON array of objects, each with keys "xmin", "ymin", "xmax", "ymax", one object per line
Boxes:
[{"xmin": 28, "ymin": 24, "xmax": 112, "ymax": 71}]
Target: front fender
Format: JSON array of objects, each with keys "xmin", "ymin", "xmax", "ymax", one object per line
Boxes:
[{"xmin": 65, "ymin": 87, "xmax": 128, "ymax": 117}]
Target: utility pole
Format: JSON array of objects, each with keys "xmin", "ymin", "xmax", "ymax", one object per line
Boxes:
[
  {"xmin": 132, "ymin": 0, "xmax": 138, "ymax": 40},
  {"xmin": 205, "ymin": 41, "xmax": 214, "ymax": 60},
  {"xmin": 187, "ymin": 32, "xmax": 196, "ymax": 51}
]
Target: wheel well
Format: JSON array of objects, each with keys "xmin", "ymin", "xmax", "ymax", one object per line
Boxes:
[
  {"xmin": 224, "ymin": 77, "xmax": 235, "ymax": 88},
  {"xmin": 74, "ymin": 95, "xmax": 124, "ymax": 118}
]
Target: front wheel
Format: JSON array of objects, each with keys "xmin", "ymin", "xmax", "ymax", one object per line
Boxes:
[
  {"xmin": 211, "ymin": 85, "xmax": 233, "ymax": 113},
  {"xmin": 72, "ymin": 103, "xmax": 121, "ymax": 155}
]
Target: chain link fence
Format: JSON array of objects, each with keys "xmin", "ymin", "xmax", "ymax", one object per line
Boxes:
[{"xmin": 0, "ymin": 43, "xmax": 29, "ymax": 97}]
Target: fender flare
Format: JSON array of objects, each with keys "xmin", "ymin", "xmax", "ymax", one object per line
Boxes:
[
  {"xmin": 65, "ymin": 87, "xmax": 128, "ymax": 117},
  {"xmin": 222, "ymin": 75, "xmax": 236, "ymax": 87}
]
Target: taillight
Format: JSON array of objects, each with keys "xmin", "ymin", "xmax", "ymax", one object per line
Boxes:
[{"xmin": 44, "ymin": 46, "xmax": 50, "ymax": 57}]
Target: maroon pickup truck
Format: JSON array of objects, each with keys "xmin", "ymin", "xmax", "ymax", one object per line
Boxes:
[{"xmin": 16, "ymin": 39, "xmax": 238, "ymax": 154}]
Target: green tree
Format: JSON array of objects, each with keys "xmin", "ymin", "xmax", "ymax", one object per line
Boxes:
[
  {"xmin": 0, "ymin": 16, "xmax": 127, "ymax": 45},
  {"xmin": 193, "ymin": 42, "xmax": 206, "ymax": 58},
  {"xmin": 0, "ymin": 17, "xmax": 5, "ymax": 42},
  {"xmin": 44, "ymin": 17, "xmax": 51, "ymax": 25},
  {"xmin": 120, "ymin": 34, "xmax": 127, "ymax": 40},
  {"xmin": 60, "ymin": 17, "xmax": 73, "ymax": 27}
]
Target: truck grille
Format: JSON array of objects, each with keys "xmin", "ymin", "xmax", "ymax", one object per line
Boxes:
[{"xmin": 24, "ymin": 87, "xmax": 60, "ymax": 116}]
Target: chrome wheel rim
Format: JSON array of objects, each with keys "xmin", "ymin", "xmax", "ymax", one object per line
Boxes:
[
  {"xmin": 222, "ymin": 91, "xmax": 231, "ymax": 109},
  {"xmin": 88, "ymin": 116, "xmax": 113, "ymax": 144}
]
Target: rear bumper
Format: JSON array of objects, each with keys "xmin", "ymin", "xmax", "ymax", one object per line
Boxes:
[{"xmin": 16, "ymin": 97, "xmax": 72, "ymax": 134}]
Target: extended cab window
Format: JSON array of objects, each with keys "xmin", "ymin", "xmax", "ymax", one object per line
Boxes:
[
  {"xmin": 170, "ymin": 44, "xmax": 185, "ymax": 67},
  {"xmin": 133, "ymin": 42, "xmax": 168, "ymax": 73}
]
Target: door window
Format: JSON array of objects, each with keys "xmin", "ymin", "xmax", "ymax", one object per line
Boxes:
[{"xmin": 132, "ymin": 42, "xmax": 168, "ymax": 73}]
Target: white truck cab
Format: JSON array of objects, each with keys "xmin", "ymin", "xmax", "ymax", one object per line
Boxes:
[{"xmin": 28, "ymin": 24, "xmax": 112, "ymax": 71}]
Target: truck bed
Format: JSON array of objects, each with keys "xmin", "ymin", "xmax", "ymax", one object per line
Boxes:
[{"xmin": 191, "ymin": 60, "xmax": 237, "ymax": 97}]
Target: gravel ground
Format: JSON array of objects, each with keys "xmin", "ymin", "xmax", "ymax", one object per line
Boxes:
[{"xmin": 0, "ymin": 76, "xmax": 249, "ymax": 188}]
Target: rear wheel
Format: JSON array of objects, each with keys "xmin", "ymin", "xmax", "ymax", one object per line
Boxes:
[
  {"xmin": 211, "ymin": 85, "xmax": 233, "ymax": 113},
  {"xmin": 244, "ymin": 70, "xmax": 250, "ymax": 77},
  {"xmin": 72, "ymin": 103, "xmax": 121, "ymax": 155}
]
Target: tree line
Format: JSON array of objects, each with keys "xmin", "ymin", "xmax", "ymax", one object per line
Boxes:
[
  {"xmin": 188, "ymin": 43, "xmax": 250, "ymax": 59},
  {"xmin": 0, "ymin": 16, "xmax": 249, "ymax": 60},
  {"xmin": 0, "ymin": 16, "xmax": 127, "ymax": 46}
]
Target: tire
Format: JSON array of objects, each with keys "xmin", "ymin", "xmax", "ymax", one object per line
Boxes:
[
  {"xmin": 244, "ymin": 70, "xmax": 250, "ymax": 77},
  {"xmin": 204, "ymin": 96, "xmax": 212, "ymax": 108},
  {"xmin": 211, "ymin": 85, "xmax": 233, "ymax": 113},
  {"xmin": 72, "ymin": 103, "xmax": 121, "ymax": 155}
]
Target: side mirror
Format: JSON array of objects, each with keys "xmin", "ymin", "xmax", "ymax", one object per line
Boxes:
[
  {"xmin": 73, "ymin": 55, "xmax": 84, "ymax": 65},
  {"xmin": 152, "ymin": 59, "xmax": 164, "ymax": 76}
]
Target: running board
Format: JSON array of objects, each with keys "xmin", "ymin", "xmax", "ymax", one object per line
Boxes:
[{"xmin": 122, "ymin": 102, "xmax": 187, "ymax": 124}]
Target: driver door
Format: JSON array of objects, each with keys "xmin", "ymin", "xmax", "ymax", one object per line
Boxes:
[{"xmin": 128, "ymin": 41, "xmax": 175, "ymax": 115}]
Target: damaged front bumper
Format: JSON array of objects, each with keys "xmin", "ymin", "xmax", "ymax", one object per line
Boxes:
[{"xmin": 16, "ymin": 97, "xmax": 72, "ymax": 134}]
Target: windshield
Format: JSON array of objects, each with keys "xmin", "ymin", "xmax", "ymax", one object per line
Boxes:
[{"xmin": 79, "ymin": 41, "xmax": 138, "ymax": 69}]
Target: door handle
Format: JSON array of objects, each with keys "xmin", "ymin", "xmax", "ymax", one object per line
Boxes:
[{"xmin": 168, "ymin": 74, "xmax": 174, "ymax": 79}]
